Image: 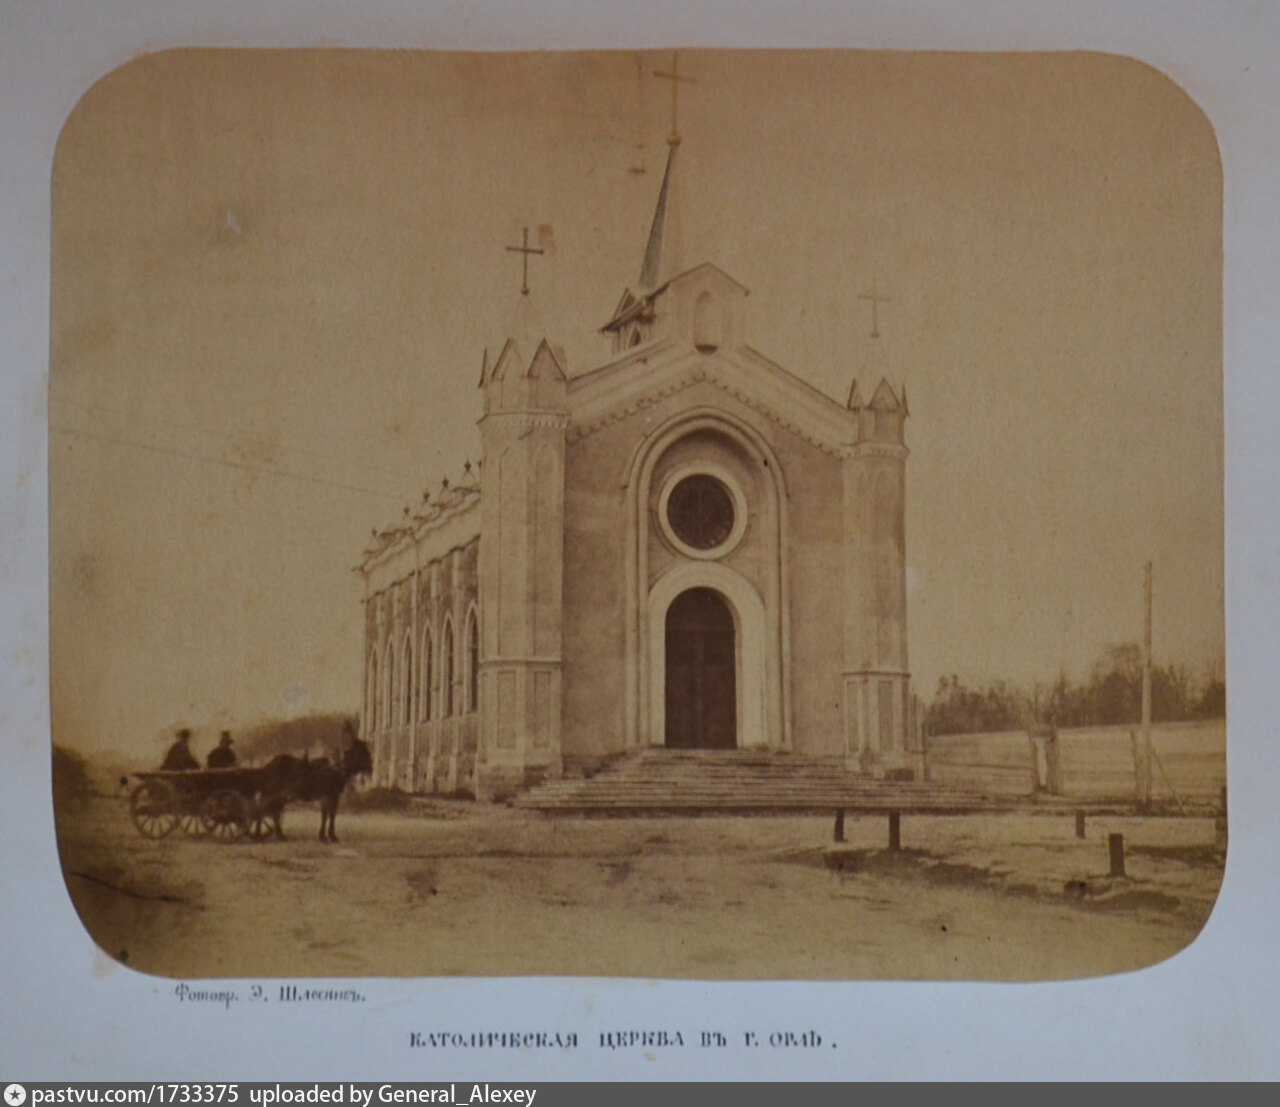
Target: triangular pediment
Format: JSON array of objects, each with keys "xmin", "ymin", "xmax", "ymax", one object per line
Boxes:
[
  {"xmin": 568, "ymin": 344, "xmax": 856, "ymax": 456},
  {"xmin": 603, "ymin": 263, "xmax": 750, "ymax": 335},
  {"xmin": 665, "ymin": 261, "xmax": 750, "ymax": 297}
]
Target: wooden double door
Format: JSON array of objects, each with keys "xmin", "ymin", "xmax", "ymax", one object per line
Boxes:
[{"xmin": 664, "ymin": 587, "xmax": 737, "ymax": 749}]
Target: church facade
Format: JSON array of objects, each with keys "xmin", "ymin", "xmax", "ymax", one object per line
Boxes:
[{"xmin": 356, "ymin": 141, "xmax": 915, "ymax": 801}]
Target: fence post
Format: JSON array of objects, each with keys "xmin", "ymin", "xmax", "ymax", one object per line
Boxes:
[{"xmin": 1108, "ymin": 832, "xmax": 1126, "ymax": 878}]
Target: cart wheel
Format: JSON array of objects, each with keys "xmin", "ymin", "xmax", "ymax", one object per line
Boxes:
[
  {"xmin": 177, "ymin": 811, "xmax": 209, "ymax": 838},
  {"xmin": 201, "ymin": 790, "xmax": 249, "ymax": 842},
  {"xmin": 129, "ymin": 780, "xmax": 178, "ymax": 839}
]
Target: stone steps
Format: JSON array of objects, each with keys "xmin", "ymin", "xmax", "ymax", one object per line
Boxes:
[{"xmin": 514, "ymin": 750, "xmax": 996, "ymax": 814}]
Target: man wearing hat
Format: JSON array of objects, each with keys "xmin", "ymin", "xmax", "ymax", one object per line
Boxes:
[
  {"xmin": 207, "ymin": 731, "xmax": 237, "ymax": 770},
  {"xmin": 161, "ymin": 728, "xmax": 198, "ymax": 771}
]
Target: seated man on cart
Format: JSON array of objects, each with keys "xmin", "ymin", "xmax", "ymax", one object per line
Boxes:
[
  {"xmin": 161, "ymin": 728, "xmax": 198, "ymax": 772},
  {"xmin": 206, "ymin": 731, "xmax": 237, "ymax": 770}
]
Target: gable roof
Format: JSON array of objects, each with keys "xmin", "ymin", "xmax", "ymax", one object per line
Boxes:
[
  {"xmin": 567, "ymin": 342, "xmax": 857, "ymax": 457},
  {"xmin": 601, "ymin": 262, "xmax": 750, "ymax": 334}
]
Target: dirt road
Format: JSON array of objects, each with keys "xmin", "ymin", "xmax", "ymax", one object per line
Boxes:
[{"xmin": 56, "ymin": 792, "xmax": 1223, "ymax": 982}]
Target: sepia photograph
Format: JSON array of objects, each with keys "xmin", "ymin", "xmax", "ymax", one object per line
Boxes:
[{"xmin": 48, "ymin": 47, "xmax": 1225, "ymax": 983}]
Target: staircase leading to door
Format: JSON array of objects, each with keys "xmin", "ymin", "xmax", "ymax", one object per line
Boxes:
[{"xmin": 512, "ymin": 748, "xmax": 997, "ymax": 814}]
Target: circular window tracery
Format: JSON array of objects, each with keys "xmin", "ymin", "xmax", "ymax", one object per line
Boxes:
[
  {"xmin": 657, "ymin": 464, "xmax": 748, "ymax": 560},
  {"xmin": 667, "ymin": 474, "xmax": 735, "ymax": 550}
]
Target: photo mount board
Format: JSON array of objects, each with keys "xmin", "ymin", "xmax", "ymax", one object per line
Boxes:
[{"xmin": 5, "ymin": 0, "xmax": 1274, "ymax": 1080}]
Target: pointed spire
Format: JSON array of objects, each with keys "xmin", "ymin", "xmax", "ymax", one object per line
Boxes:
[
  {"xmin": 639, "ymin": 143, "xmax": 678, "ymax": 290},
  {"xmin": 638, "ymin": 52, "xmax": 694, "ymax": 291}
]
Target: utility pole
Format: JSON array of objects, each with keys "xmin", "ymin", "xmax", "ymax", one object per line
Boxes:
[{"xmin": 1133, "ymin": 561, "xmax": 1154, "ymax": 807}]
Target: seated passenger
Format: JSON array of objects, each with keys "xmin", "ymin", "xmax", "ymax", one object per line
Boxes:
[
  {"xmin": 161, "ymin": 728, "xmax": 198, "ymax": 771},
  {"xmin": 207, "ymin": 731, "xmax": 237, "ymax": 770}
]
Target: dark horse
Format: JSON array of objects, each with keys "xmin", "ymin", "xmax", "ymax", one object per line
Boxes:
[{"xmin": 255, "ymin": 734, "xmax": 373, "ymax": 843}]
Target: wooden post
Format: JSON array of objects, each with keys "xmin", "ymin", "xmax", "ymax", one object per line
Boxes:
[
  {"xmin": 833, "ymin": 809, "xmax": 846, "ymax": 843},
  {"xmin": 888, "ymin": 810, "xmax": 901, "ymax": 851},
  {"xmin": 1028, "ymin": 732, "xmax": 1043, "ymax": 794},
  {"xmin": 1108, "ymin": 832, "xmax": 1126, "ymax": 878},
  {"xmin": 1075, "ymin": 810, "xmax": 1086, "ymax": 839}
]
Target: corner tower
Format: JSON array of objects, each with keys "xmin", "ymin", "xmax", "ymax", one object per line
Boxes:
[
  {"xmin": 843, "ymin": 364, "xmax": 913, "ymax": 774},
  {"xmin": 475, "ymin": 292, "xmax": 569, "ymax": 800}
]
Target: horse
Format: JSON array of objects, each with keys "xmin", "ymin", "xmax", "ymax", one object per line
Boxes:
[{"xmin": 254, "ymin": 737, "xmax": 373, "ymax": 843}]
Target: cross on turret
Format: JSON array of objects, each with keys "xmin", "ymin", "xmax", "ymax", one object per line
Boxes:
[
  {"xmin": 505, "ymin": 226, "xmax": 545, "ymax": 296},
  {"xmin": 653, "ymin": 51, "xmax": 697, "ymax": 147},
  {"xmin": 857, "ymin": 278, "xmax": 891, "ymax": 339}
]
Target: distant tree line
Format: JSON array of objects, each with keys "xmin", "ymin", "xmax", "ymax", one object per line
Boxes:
[
  {"xmin": 237, "ymin": 711, "xmax": 360, "ymax": 764},
  {"xmin": 924, "ymin": 643, "xmax": 1225, "ymax": 737}
]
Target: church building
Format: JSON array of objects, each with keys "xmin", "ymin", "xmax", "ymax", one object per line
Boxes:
[{"xmin": 356, "ymin": 89, "xmax": 915, "ymax": 801}]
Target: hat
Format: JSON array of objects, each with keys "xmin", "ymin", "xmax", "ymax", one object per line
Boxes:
[
  {"xmin": 177, "ymin": 728, "xmax": 192, "ymax": 740},
  {"xmin": 218, "ymin": 732, "xmax": 234, "ymax": 746}
]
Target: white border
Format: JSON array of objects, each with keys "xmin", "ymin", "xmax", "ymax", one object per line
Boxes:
[{"xmin": 2, "ymin": 0, "xmax": 1277, "ymax": 1081}]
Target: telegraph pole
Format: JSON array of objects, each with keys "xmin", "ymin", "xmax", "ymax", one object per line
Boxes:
[{"xmin": 1134, "ymin": 561, "xmax": 1154, "ymax": 807}]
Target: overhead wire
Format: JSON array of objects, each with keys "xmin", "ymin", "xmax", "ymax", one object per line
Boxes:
[{"xmin": 50, "ymin": 424, "xmax": 406, "ymax": 502}]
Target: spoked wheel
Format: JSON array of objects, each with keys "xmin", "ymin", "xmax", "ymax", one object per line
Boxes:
[
  {"xmin": 177, "ymin": 810, "xmax": 209, "ymax": 838},
  {"xmin": 129, "ymin": 780, "xmax": 178, "ymax": 839},
  {"xmin": 201, "ymin": 790, "xmax": 249, "ymax": 842}
]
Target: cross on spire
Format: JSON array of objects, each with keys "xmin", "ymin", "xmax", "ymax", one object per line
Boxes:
[
  {"xmin": 653, "ymin": 50, "xmax": 697, "ymax": 147},
  {"xmin": 505, "ymin": 226, "xmax": 545, "ymax": 296},
  {"xmin": 857, "ymin": 279, "xmax": 892, "ymax": 339}
]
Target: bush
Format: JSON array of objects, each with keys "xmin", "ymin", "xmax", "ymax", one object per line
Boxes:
[{"xmin": 52, "ymin": 745, "xmax": 91, "ymax": 810}]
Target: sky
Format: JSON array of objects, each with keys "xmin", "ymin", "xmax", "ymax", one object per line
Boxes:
[{"xmin": 48, "ymin": 48, "xmax": 1223, "ymax": 757}]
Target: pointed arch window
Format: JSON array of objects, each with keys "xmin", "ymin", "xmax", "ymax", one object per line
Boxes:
[
  {"xmin": 465, "ymin": 606, "xmax": 480, "ymax": 713},
  {"xmin": 383, "ymin": 639, "xmax": 396, "ymax": 733},
  {"xmin": 421, "ymin": 626, "xmax": 434, "ymax": 721},
  {"xmin": 402, "ymin": 633, "xmax": 415, "ymax": 726},
  {"xmin": 367, "ymin": 650, "xmax": 379, "ymax": 732},
  {"xmin": 442, "ymin": 618, "xmax": 455, "ymax": 718}
]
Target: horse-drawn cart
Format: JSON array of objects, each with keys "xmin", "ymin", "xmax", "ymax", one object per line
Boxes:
[
  {"xmin": 127, "ymin": 737, "xmax": 373, "ymax": 843},
  {"xmin": 128, "ymin": 767, "xmax": 275, "ymax": 841}
]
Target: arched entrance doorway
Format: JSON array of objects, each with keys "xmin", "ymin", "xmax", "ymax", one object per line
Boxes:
[
  {"xmin": 625, "ymin": 410, "xmax": 792, "ymax": 753},
  {"xmin": 664, "ymin": 587, "xmax": 737, "ymax": 749}
]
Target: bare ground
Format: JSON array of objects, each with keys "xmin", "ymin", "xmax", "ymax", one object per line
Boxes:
[{"xmin": 56, "ymin": 791, "xmax": 1224, "ymax": 982}]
